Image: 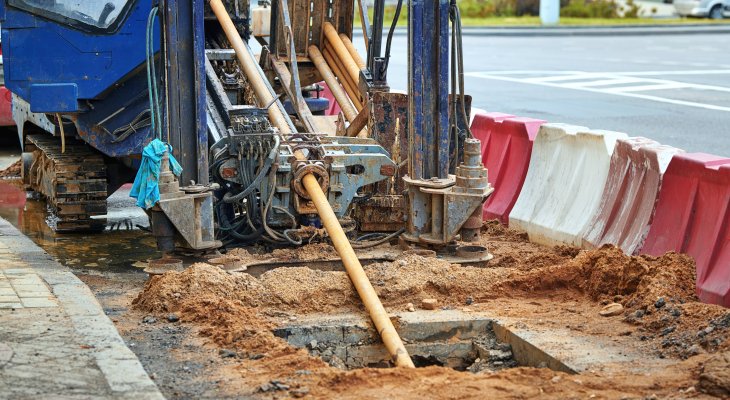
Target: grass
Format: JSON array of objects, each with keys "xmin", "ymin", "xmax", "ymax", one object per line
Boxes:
[{"xmin": 358, "ymin": 9, "xmax": 730, "ymax": 28}]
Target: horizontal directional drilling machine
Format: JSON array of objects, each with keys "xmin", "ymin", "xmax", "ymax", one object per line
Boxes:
[{"xmin": 1, "ymin": 0, "xmax": 493, "ymax": 366}]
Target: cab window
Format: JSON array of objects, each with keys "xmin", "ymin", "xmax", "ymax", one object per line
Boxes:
[{"xmin": 9, "ymin": 0, "xmax": 136, "ymax": 32}]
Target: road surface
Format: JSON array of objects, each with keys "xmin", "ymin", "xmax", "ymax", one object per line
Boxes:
[{"xmin": 358, "ymin": 33, "xmax": 730, "ymax": 156}]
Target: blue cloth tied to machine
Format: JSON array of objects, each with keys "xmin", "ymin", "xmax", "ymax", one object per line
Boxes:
[{"xmin": 130, "ymin": 139, "xmax": 182, "ymax": 209}]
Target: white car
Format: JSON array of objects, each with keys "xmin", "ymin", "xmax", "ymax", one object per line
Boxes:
[{"xmin": 674, "ymin": 0, "xmax": 730, "ymax": 18}]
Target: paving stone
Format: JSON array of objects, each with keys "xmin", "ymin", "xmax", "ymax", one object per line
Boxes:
[
  {"xmin": 20, "ymin": 297, "xmax": 58, "ymax": 308},
  {"xmin": 0, "ymin": 218, "xmax": 163, "ymax": 399}
]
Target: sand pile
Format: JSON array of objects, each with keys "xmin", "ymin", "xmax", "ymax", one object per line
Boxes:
[
  {"xmin": 132, "ymin": 263, "xmax": 266, "ymax": 312},
  {"xmin": 496, "ymin": 245, "xmax": 697, "ymax": 308}
]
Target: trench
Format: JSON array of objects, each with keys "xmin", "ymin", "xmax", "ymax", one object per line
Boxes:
[{"xmin": 273, "ymin": 311, "xmax": 573, "ymax": 373}]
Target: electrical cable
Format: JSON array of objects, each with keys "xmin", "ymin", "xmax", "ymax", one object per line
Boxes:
[
  {"xmin": 380, "ymin": 0, "xmax": 403, "ymax": 78},
  {"xmin": 350, "ymin": 228, "xmax": 405, "ymax": 249}
]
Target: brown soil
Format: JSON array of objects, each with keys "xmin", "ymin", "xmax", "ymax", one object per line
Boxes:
[
  {"xmin": 132, "ymin": 222, "xmax": 730, "ymax": 399},
  {"xmin": 0, "ymin": 159, "xmax": 21, "ymax": 179}
]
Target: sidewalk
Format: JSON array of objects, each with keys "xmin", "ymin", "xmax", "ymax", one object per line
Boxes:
[{"xmin": 0, "ymin": 217, "xmax": 163, "ymax": 399}]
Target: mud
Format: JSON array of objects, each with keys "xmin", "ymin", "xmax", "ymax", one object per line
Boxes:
[{"xmin": 131, "ymin": 222, "xmax": 730, "ymax": 399}]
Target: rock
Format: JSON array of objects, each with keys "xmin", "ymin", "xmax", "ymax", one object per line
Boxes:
[
  {"xmin": 465, "ymin": 296, "xmax": 474, "ymax": 305},
  {"xmin": 660, "ymin": 326, "xmax": 676, "ymax": 336},
  {"xmin": 421, "ymin": 298, "xmax": 439, "ymax": 310},
  {"xmin": 249, "ymin": 353, "xmax": 265, "ymax": 360},
  {"xmin": 698, "ymin": 352, "xmax": 730, "ymax": 397},
  {"xmin": 142, "ymin": 316, "xmax": 157, "ymax": 324},
  {"xmin": 219, "ymin": 349, "xmax": 237, "ymax": 358},
  {"xmin": 633, "ymin": 309, "xmax": 645, "ymax": 319},
  {"xmin": 289, "ymin": 316, "xmax": 297, "ymax": 321},
  {"xmin": 654, "ymin": 297, "xmax": 666, "ymax": 309},
  {"xmin": 291, "ymin": 388, "xmax": 310, "ymax": 398},
  {"xmin": 328, "ymin": 355, "xmax": 347, "ymax": 370},
  {"xmin": 599, "ymin": 303, "xmax": 624, "ymax": 317},
  {"xmin": 406, "ymin": 303, "xmax": 415, "ymax": 312},
  {"xmin": 167, "ymin": 313, "xmax": 180, "ymax": 322},
  {"xmin": 308, "ymin": 340, "xmax": 318, "ymax": 350}
]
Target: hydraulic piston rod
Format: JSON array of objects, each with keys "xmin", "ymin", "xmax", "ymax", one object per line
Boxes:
[{"xmin": 209, "ymin": 0, "xmax": 415, "ymax": 368}]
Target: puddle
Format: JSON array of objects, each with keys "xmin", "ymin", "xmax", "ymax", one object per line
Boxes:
[{"xmin": 0, "ymin": 180, "xmax": 159, "ymax": 271}]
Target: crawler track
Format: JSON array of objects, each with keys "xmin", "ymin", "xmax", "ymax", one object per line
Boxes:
[{"xmin": 25, "ymin": 134, "xmax": 107, "ymax": 232}]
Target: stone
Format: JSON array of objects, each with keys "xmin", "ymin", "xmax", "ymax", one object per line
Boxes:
[
  {"xmin": 465, "ymin": 296, "xmax": 474, "ymax": 305},
  {"xmin": 654, "ymin": 297, "xmax": 666, "ymax": 309},
  {"xmin": 308, "ymin": 340, "xmax": 318, "ymax": 350},
  {"xmin": 421, "ymin": 298, "xmax": 439, "ymax": 310},
  {"xmin": 291, "ymin": 387, "xmax": 310, "ymax": 398},
  {"xmin": 599, "ymin": 303, "xmax": 624, "ymax": 317},
  {"xmin": 219, "ymin": 349, "xmax": 237, "ymax": 358},
  {"xmin": 406, "ymin": 303, "xmax": 415, "ymax": 312},
  {"xmin": 661, "ymin": 326, "xmax": 676, "ymax": 336},
  {"xmin": 142, "ymin": 316, "xmax": 157, "ymax": 324},
  {"xmin": 166, "ymin": 314, "xmax": 180, "ymax": 323}
]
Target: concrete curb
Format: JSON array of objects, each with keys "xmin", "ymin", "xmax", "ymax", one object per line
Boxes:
[
  {"xmin": 354, "ymin": 24, "xmax": 730, "ymax": 37},
  {"xmin": 0, "ymin": 218, "xmax": 164, "ymax": 400}
]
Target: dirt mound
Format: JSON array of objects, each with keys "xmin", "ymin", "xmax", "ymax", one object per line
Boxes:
[
  {"xmin": 482, "ymin": 219, "xmax": 529, "ymax": 242},
  {"xmin": 133, "ymin": 263, "xmax": 266, "ymax": 312},
  {"xmin": 0, "ymin": 160, "xmax": 20, "ymax": 178},
  {"xmin": 497, "ymin": 245, "xmax": 697, "ymax": 308},
  {"xmin": 259, "ymin": 267, "xmax": 354, "ymax": 313},
  {"xmin": 699, "ymin": 351, "xmax": 730, "ymax": 397}
]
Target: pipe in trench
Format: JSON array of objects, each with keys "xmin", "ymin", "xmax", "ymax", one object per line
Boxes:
[{"xmin": 208, "ymin": 0, "xmax": 415, "ymax": 368}]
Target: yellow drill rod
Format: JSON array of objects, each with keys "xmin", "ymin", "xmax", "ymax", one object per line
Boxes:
[
  {"xmin": 339, "ymin": 34, "xmax": 367, "ymax": 69},
  {"xmin": 308, "ymin": 45, "xmax": 358, "ymax": 122},
  {"xmin": 323, "ymin": 22, "xmax": 362, "ymax": 87},
  {"xmin": 309, "ymin": 46, "xmax": 367, "ymax": 138},
  {"xmin": 209, "ymin": 0, "xmax": 415, "ymax": 368}
]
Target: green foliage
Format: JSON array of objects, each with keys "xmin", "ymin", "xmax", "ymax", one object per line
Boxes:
[
  {"xmin": 372, "ymin": 0, "xmax": 649, "ymax": 22},
  {"xmin": 560, "ymin": 0, "xmax": 620, "ymax": 18},
  {"xmin": 622, "ymin": 0, "xmax": 643, "ymax": 18}
]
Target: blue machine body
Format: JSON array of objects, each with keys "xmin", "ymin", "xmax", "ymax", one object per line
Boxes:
[{"xmin": 0, "ymin": 0, "xmax": 159, "ymax": 158}]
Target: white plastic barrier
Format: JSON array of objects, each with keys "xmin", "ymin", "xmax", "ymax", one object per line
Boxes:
[
  {"xmin": 509, "ymin": 123, "xmax": 628, "ymax": 247},
  {"xmin": 580, "ymin": 137, "xmax": 683, "ymax": 255}
]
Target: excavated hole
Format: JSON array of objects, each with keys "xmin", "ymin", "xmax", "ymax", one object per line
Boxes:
[{"xmin": 273, "ymin": 313, "xmax": 546, "ymax": 373}]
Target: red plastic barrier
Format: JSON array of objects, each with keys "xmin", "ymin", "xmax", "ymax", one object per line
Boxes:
[
  {"xmin": 320, "ymin": 82, "xmax": 343, "ymax": 117},
  {"xmin": 0, "ymin": 87, "xmax": 14, "ymax": 127},
  {"xmin": 642, "ymin": 153, "xmax": 730, "ymax": 307},
  {"xmin": 470, "ymin": 112, "xmax": 545, "ymax": 224},
  {"xmin": 582, "ymin": 138, "xmax": 682, "ymax": 255}
]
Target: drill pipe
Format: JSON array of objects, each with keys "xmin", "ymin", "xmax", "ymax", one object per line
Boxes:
[
  {"xmin": 339, "ymin": 34, "xmax": 367, "ymax": 69},
  {"xmin": 309, "ymin": 45, "xmax": 367, "ymax": 138},
  {"xmin": 322, "ymin": 46, "xmax": 362, "ymax": 110},
  {"xmin": 209, "ymin": 0, "xmax": 415, "ymax": 369},
  {"xmin": 323, "ymin": 22, "xmax": 361, "ymax": 87}
]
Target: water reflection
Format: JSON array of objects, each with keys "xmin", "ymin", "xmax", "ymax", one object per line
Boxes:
[{"xmin": 0, "ymin": 180, "xmax": 159, "ymax": 271}]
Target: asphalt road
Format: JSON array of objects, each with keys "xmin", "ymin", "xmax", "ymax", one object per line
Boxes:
[{"xmin": 356, "ymin": 33, "xmax": 730, "ymax": 157}]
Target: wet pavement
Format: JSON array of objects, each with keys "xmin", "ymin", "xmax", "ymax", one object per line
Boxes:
[
  {"xmin": 0, "ymin": 181, "xmax": 159, "ymax": 272},
  {"xmin": 0, "ymin": 217, "xmax": 164, "ymax": 399}
]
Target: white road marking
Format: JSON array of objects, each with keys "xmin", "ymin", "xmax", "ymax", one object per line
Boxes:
[
  {"xmin": 466, "ymin": 70, "xmax": 730, "ymax": 112},
  {"xmin": 605, "ymin": 83, "xmax": 691, "ymax": 92}
]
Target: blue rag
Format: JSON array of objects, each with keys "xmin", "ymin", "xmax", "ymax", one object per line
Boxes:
[{"xmin": 130, "ymin": 139, "xmax": 183, "ymax": 209}]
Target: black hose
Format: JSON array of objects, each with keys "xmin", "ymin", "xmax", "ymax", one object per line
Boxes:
[
  {"xmin": 350, "ymin": 228, "xmax": 405, "ymax": 249},
  {"xmin": 380, "ymin": 0, "xmax": 403, "ymax": 78}
]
